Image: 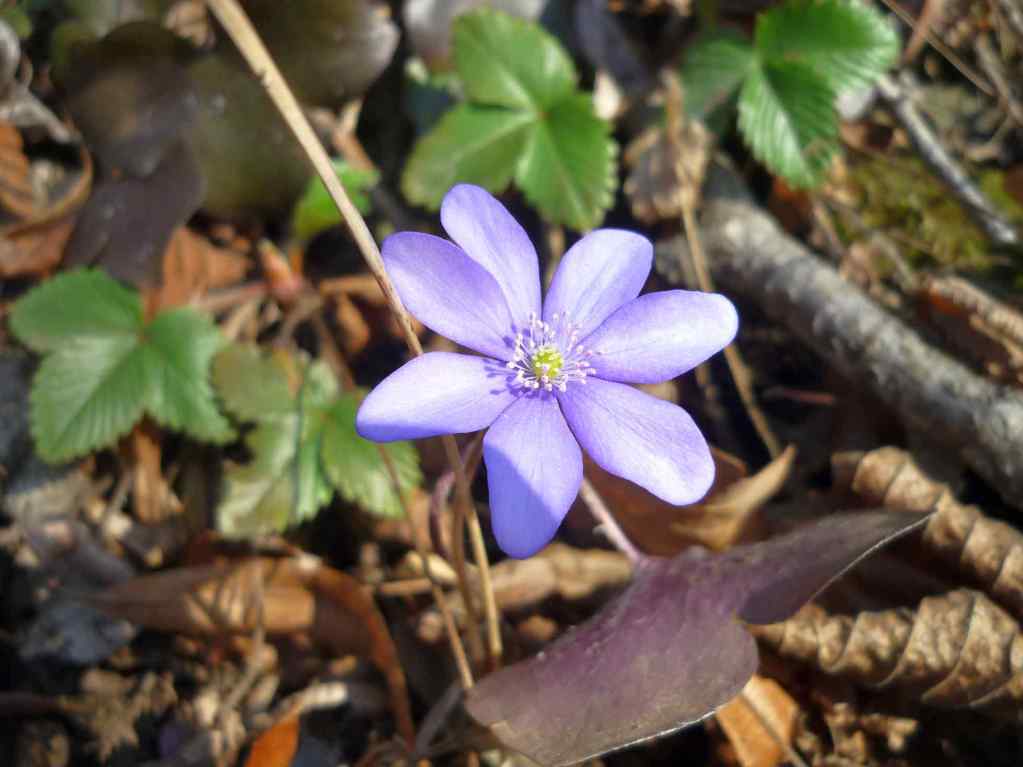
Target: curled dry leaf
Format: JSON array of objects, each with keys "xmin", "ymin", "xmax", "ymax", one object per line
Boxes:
[
  {"xmin": 0, "ymin": 121, "xmax": 38, "ymax": 219},
  {"xmin": 89, "ymin": 555, "xmax": 414, "ymax": 745},
  {"xmin": 753, "ymin": 589, "xmax": 1023, "ymax": 717},
  {"xmin": 0, "ymin": 145, "xmax": 93, "ymax": 279},
  {"xmin": 466, "ymin": 511, "xmax": 927, "ymax": 766},
  {"xmin": 918, "ymin": 275, "xmax": 1023, "ymax": 388},
  {"xmin": 715, "ymin": 674, "xmax": 799, "ymax": 767},
  {"xmin": 834, "ymin": 446, "xmax": 1023, "ymax": 621},
  {"xmin": 587, "ymin": 446, "xmax": 791, "ymax": 556}
]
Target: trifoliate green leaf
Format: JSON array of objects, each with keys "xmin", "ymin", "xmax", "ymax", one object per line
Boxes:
[
  {"xmin": 291, "ymin": 158, "xmax": 379, "ymax": 242},
  {"xmin": 756, "ymin": 0, "xmax": 899, "ymax": 93},
  {"xmin": 402, "ymin": 103, "xmax": 533, "ymax": 209},
  {"xmin": 453, "ymin": 8, "xmax": 575, "ymax": 111},
  {"xmin": 680, "ymin": 30, "xmax": 755, "ymax": 124},
  {"xmin": 11, "ymin": 268, "xmax": 232, "ymax": 462},
  {"xmin": 214, "ymin": 350, "xmax": 346, "ymax": 537},
  {"xmin": 738, "ymin": 59, "xmax": 839, "ymax": 188},
  {"xmin": 321, "ymin": 391, "xmax": 421, "ymax": 519},
  {"xmin": 402, "ymin": 8, "xmax": 617, "ymax": 230},
  {"xmin": 516, "ymin": 94, "xmax": 617, "ymax": 233}
]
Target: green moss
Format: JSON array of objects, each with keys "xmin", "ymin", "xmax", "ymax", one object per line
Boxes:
[{"xmin": 846, "ymin": 154, "xmax": 998, "ymax": 271}]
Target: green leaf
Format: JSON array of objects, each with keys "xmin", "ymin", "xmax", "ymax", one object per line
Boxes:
[
  {"xmin": 516, "ymin": 94, "xmax": 617, "ymax": 232},
  {"xmin": 756, "ymin": 0, "xmax": 899, "ymax": 93},
  {"xmin": 10, "ymin": 267, "xmax": 141, "ymax": 352},
  {"xmin": 30, "ymin": 335, "xmax": 150, "ymax": 462},
  {"xmin": 680, "ymin": 30, "xmax": 755, "ymax": 124},
  {"xmin": 217, "ymin": 414, "xmax": 332, "ymax": 537},
  {"xmin": 291, "ymin": 158, "xmax": 379, "ymax": 242},
  {"xmin": 141, "ymin": 310, "xmax": 234, "ymax": 444},
  {"xmin": 402, "ymin": 103, "xmax": 532, "ymax": 209},
  {"xmin": 453, "ymin": 8, "xmax": 576, "ymax": 111},
  {"xmin": 213, "ymin": 343, "xmax": 297, "ymax": 421},
  {"xmin": 321, "ymin": 391, "xmax": 421, "ymax": 519},
  {"xmin": 11, "ymin": 268, "xmax": 232, "ymax": 462},
  {"xmin": 402, "ymin": 8, "xmax": 617, "ymax": 229},
  {"xmin": 738, "ymin": 59, "xmax": 839, "ymax": 188},
  {"xmin": 215, "ymin": 351, "xmax": 340, "ymax": 537}
]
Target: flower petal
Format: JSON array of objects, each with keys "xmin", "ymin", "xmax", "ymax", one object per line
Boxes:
[
  {"xmin": 585, "ymin": 290, "xmax": 738, "ymax": 384},
  {"xmin": 356, "ymin": 352, "xmax": 516, "ymax": 441},
  {"xmin": 441, "ymin": 184, "xmax": 541, "ymax": 331},
  {"xmin": 383, "ymin": 231, "xmax": 515, "ymax": 359},
  {"xmin": 543, "ymin": 229, "xmax": 652, "ymax": 338},
  {"xmin": 560, "ymin": 378, "xmax": 713, "ymax": 505},
  {"xmin": 484, "ymin": 394, "xmax": 582, "ymax": 558}
]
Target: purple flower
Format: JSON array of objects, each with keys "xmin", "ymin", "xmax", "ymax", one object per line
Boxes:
[{"xmin": 356, "ymin": 185, "xmax": 738, "ymax": 558}]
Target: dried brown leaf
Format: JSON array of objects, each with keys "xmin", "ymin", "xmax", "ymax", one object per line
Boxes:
[
  {"xmin": 0, "ymin": 122, "xmax": 37, "ymax": 219},
  {"xmin": 753, "ymin": 589, "xmax": 1023, "ymax": 716},
  {"xmin": 918, "ymin": 275, "xmax": 1023, "ymax": 387},
  {"xmin": 153, "ymin": 226, "xmax": 250, "ymax": 310},
  {"xmin": 623, "ymin": 116, "xmax": 710, "ymax": 225},
  {"xmin": 128, "ymin": 421, "xmax": 182, "ymax": 524},
  {"xmin": 716, "ymin": 674, "xmax": 800, "ymax": 767},
  {"xmin": 834, "ymin": 447, "xmax": 1023, "ymax": 621},
  {"xmin": 90, "ymin": 556, "xmax": 414, "ymax": 745},
  {"xmin": 589, "ymin": 446, "xmax": 789, "ymax": 556}
]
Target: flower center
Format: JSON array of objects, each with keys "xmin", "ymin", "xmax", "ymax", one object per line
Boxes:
[
  {"xmin": 506, "ymin": 313, "xmax": 596, "ymax": 393},
  {"xmin": 530, "ymin": 345, "xmax": 563, "ymax": 380}
]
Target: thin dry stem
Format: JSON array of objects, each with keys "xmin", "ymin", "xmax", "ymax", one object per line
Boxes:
[
  {"xmin": 736, "ymin": 689, "xmax": 810, "ymax": 767},
  {"xmin": 579, "ymin": 478, "xmax": 643, "ymax": 565},
  {"xmin": 665, "ymin": 74, "xmax": 781, "ymax": 458},
  {"xmin": 204, "ymin": 0, "xmax": 500, "ymax": 677}
]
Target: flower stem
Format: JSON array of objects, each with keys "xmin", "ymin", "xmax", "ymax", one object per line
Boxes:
[
  {"xmin": 205, "ymin": 0, "xmax": 502, "ymax": 675},
  {"xmin": 578, "ymin": 478, "xmax": 643, "ymax": 566}
]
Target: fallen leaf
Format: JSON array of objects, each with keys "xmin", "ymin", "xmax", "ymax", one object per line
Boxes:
[
  {"xmin": 245, "ymin": 716, "xmax": 299, "ymax": 767},
  {"xmin": 466, "ymin": 511, "xmax": 928, "ymax": 765},
  {"xmin": 89, "ymin": 555, "xmax": 414, "ymax": 745},
  {"xmin": 153, "ymin": 226, "xmax": 250, "ymax": 310},
  {"xmin": 753, "ymin": 589, "xmax": 1023, "ymax": 717},
  {"xmin": 715, "ymin": 674, "xmax": 799, "ymax": 767},
  {"xmin": 834, "ymin": 446, "xmax": 1023, "ymax": 622},
  {"xmin": 128, "ymin": 421, "xmax": 182, "ymax": 524},
  {"xmin": 587, "ymin": 447, "xmax": 790, "ymax": 556},
  {"xmin": 0, "ymin": 121, "xmax": 38, "ymax": 218}
]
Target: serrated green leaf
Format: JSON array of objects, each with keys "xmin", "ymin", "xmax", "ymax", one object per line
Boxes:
[
  {"xmin": 402, "ymin": 104, "xmax": 532, "ymax": 209},
  {"xmin": 217, "ymin": 413, "xmax": 330, "ymax": 537},
  {"xmin": 215, "ymin": 351, "xmax": 339, "ymax": 537},
  {"xmin": 756, "ymin": 0, "xmax": 899, "ymax": 93},
  {"xmin": 516, "ymin": 94, "xmax": 617, "ymax": 231},
  {"xmin": 680, "ymin": 29, "xmax": 754, "ymax": 124},
  {"xmin": 141, "ymin": 309, "xmax": 234, "ymax": 444},
  {"xmin": 453, "ymin": 8, "xmax": 575, "ymax": 111},
  {"xmin": 291, "ymin": 158, "xmax": 378, "ymax": 242},
  {"xmin": 321, "ymin": 391, "xmax": 421, "ymax": 519},
  {"xmin": 30, "ymin": 335, "xmax": 149, "ymax": 462},
  {"xmin": 10, "ymin": 268, "xmax": 141, "ymax": 353},
  {"xmin": 213, "ymin": 343, "xmax": 294, "ymax": 421},
  {"xmin": 738, "ymin": 59, "xmax": 839, "ymax": 188},
  {"xmin": 15, "ymin": 269, "xmax": 231, "ymax": 461}
]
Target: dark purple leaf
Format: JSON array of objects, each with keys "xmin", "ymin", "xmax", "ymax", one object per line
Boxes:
[
  {"xmin": 465, "ymin": 510, "xmax": 928, "ymax": 766},
  {"xmin": 59, "ymin": 23, "xmax": 198, "ymax": 178},
  {"xmin": 64, "ymin": 140, "xmax": 204, "ymax": 286}
]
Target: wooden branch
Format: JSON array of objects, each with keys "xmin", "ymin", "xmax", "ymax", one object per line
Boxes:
[{"xmin": 661, "ymin": 166, "xmax": 1023, "ymax": 509}]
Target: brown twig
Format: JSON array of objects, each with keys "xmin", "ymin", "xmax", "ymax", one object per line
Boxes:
[
  {"xmin": 690, "ymin": 165, "xmax": 1023, "ymax": 508},
  {"xmin": 578, "ymin": 478, "xmax": 643, "ymax": 566},
  {"xmin": 204, "ymin": 0, "xmax": 501, "ymax": 672},
  {"xmin": 665, "ymin": 73, "xmax": 782, "ymax": 458},
  {"xmin": 877, "ymin": 73, "xmax": 1020, "ymax": 250}
]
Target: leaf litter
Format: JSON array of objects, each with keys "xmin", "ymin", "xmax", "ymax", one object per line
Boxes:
[{"xmin": 2, "ymin": 1, "xmax": 1023, "ymax": 765}]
